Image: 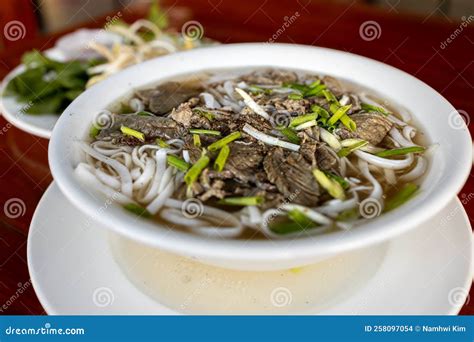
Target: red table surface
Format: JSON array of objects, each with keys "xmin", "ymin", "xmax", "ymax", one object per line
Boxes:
[{"xmin": 0, "ymin": 0, "xmax": 473, "ymax": 315}]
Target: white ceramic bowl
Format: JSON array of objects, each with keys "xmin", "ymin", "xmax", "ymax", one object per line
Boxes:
[{"xmin": 49, "ymin": 43, "xmax": 472, "ymax": 271}]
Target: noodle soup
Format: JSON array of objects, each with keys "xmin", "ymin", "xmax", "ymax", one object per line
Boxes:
[{"xmin": 76, "ymin": 68, "xmax": 429, "ymax": 239}]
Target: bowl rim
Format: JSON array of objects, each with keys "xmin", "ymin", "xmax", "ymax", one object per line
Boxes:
[{"xmin": 49, "ymin": 43, "xmax": 473, "ymax": 262}]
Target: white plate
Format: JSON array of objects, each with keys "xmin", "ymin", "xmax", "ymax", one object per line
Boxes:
[
  {"xmin": 0, "ymin": 48, "xmax": 65, "ymax": 139},
  {"xmin": 28, "ymin": 183, "xmax": 473, "ymax": 315}
]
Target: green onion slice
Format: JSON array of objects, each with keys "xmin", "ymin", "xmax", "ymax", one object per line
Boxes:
[
  {"xmin": 361, "ymin": 103, "xmax": 390, "ymax": 116},
  {"xmin": 123, "ymin": 203, "xmax": 152, "ymax": 218},
  {"xmin": 156, "ymin": 138, "xmax": 169, "ymax": 148},
  {"xmin": 340, "ymin": 114, "xmax": 357, "ymax": 132},
  {"xmin": 193, "ymin": 108, "xmax": 215, "ymax": 121},
  {"xmin": 193, "ymin": 134, "xmax": 201, "ymax": 147},
  {"xmin": 375, "ymin": 146, "xmax": 425, "ymax": 158},
  {"xmin": 184, "ymin": 151, "xmax": 210, "ymax": 185},
  {"xmin": 207, "ymin": 131, "xmax": 241, "ymax": 151},
  {"xmin": 214, "ymin": 145, "xmax": 230, "ymax": 172},
  {"xmin": 384, "ymin": 183, "xmax": 419, "ymax": 212},
  {"xmin": 337, "ymin": 140, "xmax": 368, "ymax": 157},
  {"xmin": 322, "ymin": 89, "xmax": 338, "ymax": 103},
  {"xmin": 311, "ymin": 104, "xmax": 330, "ymax": 118},
  {"xmin": 218, "ymin": 196, "xmax": 264, "ymax": 206},
  {"xmin": 313, "ymin": 169, "xmax": 345, "ymax": 200},
  {"xmin": 167, "ymin": 155, "xmax": 190, "ymax": 172},
  {"xmin": 120, "ymin": 125, "xmax": 145, "ymax": 141},
  {"xmin": 278, "ymin": 127, "xmax": 301, "ymax": 144},
  {"xmin": 89, "ymin": 125, "xmax": 100, "ymax": 138},
  {"xmin": 189, "ymin": 128, "xmax": 221, "ymax": 136},
  {"xmin": 328, "ymin": 105, "xmax": 351, "ymax": 126},
  {"xmin": 289, "ymin": 113, "xmax": 318, "ymax": 128},
  {"xmin": 287, "ymin": 209, "xmax": 315, "ymax": 227}
]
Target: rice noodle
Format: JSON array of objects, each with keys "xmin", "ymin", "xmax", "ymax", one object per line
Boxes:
[
  {"xmin": 75, "ymin": 163, "xmax": 133, "ymax": 204},
  {"xmin": 358, "ymin": 159, "xmax": 383, "ymax": 200},
  {"xmin": 389, "ymin": 127, "xmax": 418, "ymax": 147},
  {"xmin": 200, "ymin": 92, "xmax": 221, "ymax": 109},
  {"xmin": 354, "ymin": 150, "xmax": 414, "ymax": 170},
  {"xmin": 80, "ymin": 142, "xmax": 133, "ymax": 197},
  {"xmin": 399, "ymin": 156, "xmax": 427, "ymax": 182}
]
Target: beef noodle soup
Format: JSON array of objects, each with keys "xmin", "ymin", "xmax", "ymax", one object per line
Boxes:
[{"xmin": 76, "ymin": 68, "xmax": 429, "ymax": 239}]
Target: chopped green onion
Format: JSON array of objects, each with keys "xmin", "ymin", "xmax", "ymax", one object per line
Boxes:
[
  {"xmin": 207, "ymin": 131, "xmax": 241, "ymax": 151},
  {"xmin": 304, "ymin": 84, "xmax": 326, "ymax": 97},
  {"xmin": 326, "ymin": 172, "xmax": 350, "ymax": 189},
  {"xmin": 218, "ymin": 196, "xmax": 264, "ymax": 206},
  {"xmin": 278, "ymin": 127, "xmax": 301, "ymax": 144},
  {"xmin": 156, "ymin": 138, "xmax": 169, "ymax": 148},
  {"xmin": 309, "ymin": 80, "xmax": 321, "ymax": 88},
  {"xmin": 311, "ymin": 104, "xmax": 330, "ymax": 118},
  {"xmin": 340, "ymin": 114, "xmax": 357, "ymax": 132},
  {"xmin": 123, "ymin": 203, "xmax": 152, "ymax": 218},
  {"xmin": 294, "ymin": 120, "xmax": 317, "ymax": 131},
  {"xmin": 336, "ymin": 208, "xmax": 359, "ymax": 221},
  {"xmin": 214, "ymin": 144, "xmax": 230, "ymax": 171},
  {"xmin": 289, "ymin": 113, "xmax": 318, "ymax": 128},
  {"xmin": 120, "ymin": 125, "xmax": 145, "ymax": 141},
  {"xmin": 376, "ymin": 146, "xmax": 425, "ymax": 158},
  {"xmin": 89, "ymin": 125, "xmax": 100, "ymax": 138},
  {"xmin": 328, "ymin": 105, "xmax": 351, "ymax": 126},
  {"xmin": 193, "ymin": 108, "xmax": 215, "ymax": 121},
  {"xmin": 313, "ymin": 169, "xmax": 345, "ymax": 200},
  {"xmin": 189, "ymin": 128, "xmax": 221, "ymax": 136},
  {"xmin": 284, "ymin": 83, "xmax": 307, "ymax": 93},
  {"xmin": 184, "ymin": 151, "xmax": 210, "ymax": 185},
  {"xmin": 193, "ymin": 134, "xmax": 201, "ymax": 147},
  {"xmin": 337, "ymin": 140, "xmax": 368, "ymax": 157},
  {"xmin": 322, "ymin": 89, "xmax": 338, "ymax": 103},
  {"xmin": 287, "ymin": 209, "xmax": 315, "ymax": 227},
  {"xmin": 248, "ymin": 85, "xmax": 272, "ymax": 95},
  {"xmin": 384, "ymin": 183, "xmax": 419, "ymax": 212},
  {"xmin": 361, "ymin": 103, "xmax": 390, "ymax": 116},
  {"xmin": 136, "ymin": 111, "xmax": 154, "ymax": 116},
  {"xmin": 288, "ymin": 93, "xmax": 303, "ymax": 100},
  {"xmin": 167, "ymin": 155, "xmax": 190, "ymax": 172}
]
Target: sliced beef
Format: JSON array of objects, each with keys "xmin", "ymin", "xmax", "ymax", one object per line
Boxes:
[
  {"xmin": 224, "ymin": 141, "xmax": 266, "ymax": 183},
  {"xmin": 170, "ymin": 101, "xmax": 213, "ymax": 129},
  {"xmin": 316, "ymin": 144, "xmax": 341, "ymax": 175},
  {"xmin": 237, "ymin": 109, "xmax": 273, "ymax": 133},
  {"xmin": 335, "ymin": 112, "xmax": 393, "ymax": 146},
  {"xmin": 97, "ymin": 114, "xmax": 185, "ymax": 145},
  {"xmin": 263, "ymin": 147, "xmax": 320, "ymax": 206},
  {"xmin": 136, "ymin": 82, "xmax": 201, "ymax": 115},
  {"xmin": 322, "ymin": 76, "xmax": 343, "ymax": 96},
  {"xmin": 242, "ymin": 69, "xmax": 298, "ymax": 85}
]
